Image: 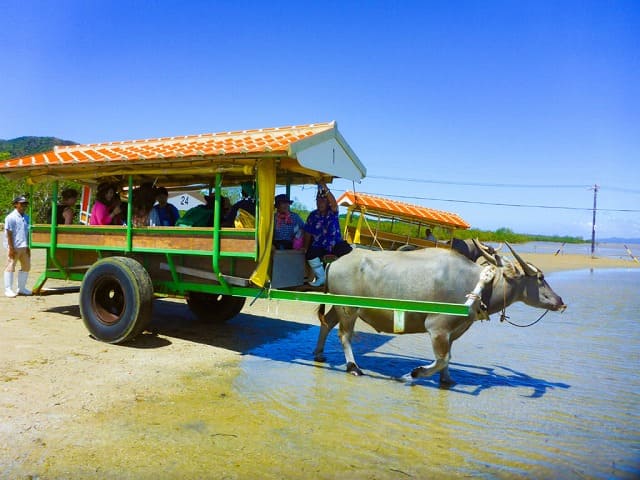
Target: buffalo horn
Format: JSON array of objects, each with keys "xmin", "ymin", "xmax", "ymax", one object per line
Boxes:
[
  {"xmin": 473, "ymin": 238, "xmax": 503, "ymax": 266},
  {"xmin": 473, "ymin": 238, "xmax": 501, "ymax": 255},
  {"xmin": 505, "ymin": 242, "xmax": 537, "ymax": 276},
  {"xmin": 474, "ymin": 238, "xmax": 498, "ymax": 266}
]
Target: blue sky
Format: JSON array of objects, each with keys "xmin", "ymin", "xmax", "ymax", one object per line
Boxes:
[{"xmin": 1, "ymin": 0, "xmax": 638, "ymax": 239}]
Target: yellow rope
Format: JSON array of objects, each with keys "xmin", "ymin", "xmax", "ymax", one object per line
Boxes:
[{"xmin": 361, "ymin": 214, "xmax": 384, "ymax": 250}]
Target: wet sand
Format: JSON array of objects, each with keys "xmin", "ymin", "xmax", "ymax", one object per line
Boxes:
[{"xmin": 0, "ymin": 249, "xmax": 637, "ymax": 478}]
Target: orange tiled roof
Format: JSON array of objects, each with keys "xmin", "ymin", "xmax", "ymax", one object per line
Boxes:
[
  {"xmin": 0, "ymin": 122, "xmax": 347, "ymax": 181},
  {"xmin": 337, "ymin": 191, "xmax": 470, "ymax": 230}
]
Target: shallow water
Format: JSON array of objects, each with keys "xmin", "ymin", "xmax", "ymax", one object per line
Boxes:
[
  {"xmin": 502, "ymin": 240, "xmax": 639, "ymax": 260},
  {"xmin": 234, "ymin": 268, "xmax": 640, "ymax": 479},
  {"xmin": 12, "ymin": 269, "xmax": 640, "ymax": 479}
]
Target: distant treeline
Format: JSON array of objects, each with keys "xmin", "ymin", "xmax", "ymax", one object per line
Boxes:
[{"xmin": 452, "ymin": 227, "xmax": 584, "ymax": 244}]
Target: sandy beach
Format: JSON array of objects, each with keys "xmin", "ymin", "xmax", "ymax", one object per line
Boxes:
[
  {"xmin": 517, "ymin": 251, "xmax": 639, "ymax": 273},
  {"xmin": 0, "ymin": 248, "xmax": 637, "ymax": 478}
]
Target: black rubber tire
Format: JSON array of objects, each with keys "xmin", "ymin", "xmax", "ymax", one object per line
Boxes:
[
  {"xmin": 186, "ymin": 292, "xmax": 246, "ymax": 324},
  {"xmin": 80, "ymin": 256, "xmax": 154, "ymax": 344}
]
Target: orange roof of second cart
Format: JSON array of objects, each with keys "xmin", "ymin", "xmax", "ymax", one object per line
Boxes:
[{"xmin": 337, "ymin": 191, "xmax": 470, "ymax": 230}]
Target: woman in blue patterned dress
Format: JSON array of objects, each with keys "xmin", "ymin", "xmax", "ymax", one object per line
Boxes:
[{"xmin": 303, "ymin": 182, "xmax": 352, "ymax": 287}]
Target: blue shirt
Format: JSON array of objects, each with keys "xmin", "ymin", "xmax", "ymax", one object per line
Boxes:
[
  {"xmin": 304, "ymin": 209, "xmax": 342, "ymax": 251},
  {"xmin": 274, "ymin": 211, "xmax": 304, "ymax": 241},
  {"xmin": 153, "ymin": 203, "xmax": 180, "ymax": 226},
  {"xmin": 4, "ymin": 209, "xmax": 30, "ymax": 249}
]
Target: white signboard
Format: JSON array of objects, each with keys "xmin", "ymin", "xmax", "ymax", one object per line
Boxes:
[{"xmin": 168, "ymin": 192, "xmax": 205, "ymax": 211}]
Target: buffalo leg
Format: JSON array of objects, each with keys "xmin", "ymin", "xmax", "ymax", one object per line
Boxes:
[
  {"xmin": 313, "ymin": 306, "xmax": 340, "ymax": 362},
  {"xmin": 335, "ymin": 307, "xmax": 363, "ymax": 376},
  {"xmin": 409, "ymin": 331, "xmax": 452, "ymax": 384},
  {"xmin": 439, "ymin": 366, "xmax": 453, "ymax": 385}
]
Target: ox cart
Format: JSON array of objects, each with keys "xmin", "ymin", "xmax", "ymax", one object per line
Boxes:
[
  {"xmin": 337, "ymin": 190, "xmax": 470, "ymax": 251},
  {"xmin": 0, "ymin": 122, "xmax": 470, "ymax": 344}
]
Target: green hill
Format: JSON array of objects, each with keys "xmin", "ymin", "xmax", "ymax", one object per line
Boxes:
[
  {"xmin": 0, "ymin": 136, "xmax": 76, "ymax": 161},
  {"xmin": 0, "ymin": 136, "xmax": 78, "ymax": 220}
]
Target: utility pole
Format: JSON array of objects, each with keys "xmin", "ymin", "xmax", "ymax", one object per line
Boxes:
[{"xmin": 590, "ymin": 184, "xmax": 598, "ymax": 257}]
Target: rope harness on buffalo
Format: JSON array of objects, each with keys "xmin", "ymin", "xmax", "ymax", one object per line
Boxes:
[
  {"xmin": 500, "ymin": 306, "xmax": 550, "ymax": 327},
  {"xmin": 498, "ymin": 267, "xmax": 550, "ymax": 328},
  {"xmin": 464, "ymin": 265, "xmax": 495, "ymax": 321}
]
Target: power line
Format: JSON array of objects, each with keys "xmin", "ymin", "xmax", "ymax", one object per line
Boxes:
[
  {"xmin": 602, "ymin": 186, "xmax": 640, "ymax": 194},
  {"xmin": 349, "ymin": 190, "xmax": 640, "ymax": 213},
  {"xmin": 366, "ymin": 175, "xmax": 640, "ymax": 193},
  {"xmin": 366, "ymin": 175, "xmax": 592, "ymax": 189}
]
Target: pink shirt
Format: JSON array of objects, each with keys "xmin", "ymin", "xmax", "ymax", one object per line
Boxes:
[{"xmin": 89, "ymin": 201, "xmax": 112, "ymax": 225}]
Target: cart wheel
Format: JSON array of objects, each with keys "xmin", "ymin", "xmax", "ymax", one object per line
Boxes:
[
  {"xmin": 186, "ymin": 293, "xmax": 246, "ymax": 324},
  {"xmin": 80, "ymin": 256, "xmax": 154, "ymax": 344}
]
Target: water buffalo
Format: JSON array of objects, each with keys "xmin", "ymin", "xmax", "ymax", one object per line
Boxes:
[{"xmin": 314, "ymin": 243, "xmax": 566, "ymax": 385}]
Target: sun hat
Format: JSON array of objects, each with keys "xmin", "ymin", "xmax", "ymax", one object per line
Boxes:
[{"xmin": 274, "ymin": 194, "xmax": 293, "ymax": 207}]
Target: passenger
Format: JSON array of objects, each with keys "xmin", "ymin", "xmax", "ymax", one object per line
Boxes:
[
  {"xmin": 51, "ymin": 188, "xmax": 78, "ymax": 225},
  {"xmin": 303, "ymin": 182, "xmax": 352, "ymax": 287},
  {"xmin": 90, "ymin": 182, "xmax": 122, "ymax": 226},
  {"xmin": 132, "ymin": 199, "xmax": 159, "ymax": 227},
  {"xmin": 425, "ymin": 228, "xmax": 437, "ymax": 242},
  {"xmin": 110, "ymin": 192, "xmax": 125, "ymax": 225},
  {"xmin": 133, "ymin": 181, "xmax": 157, "ymax": 212},
  {"xmin": 220, "ymin": 196, "xmax": 231, "ymax": 222},
  {"xmin": 152, "ymin": 187, "xmax": 180, "ymax": 226},
  {"xmin": 273, "ymin": 194, "xmax": 304, "ymax": 250},
  {"xmin": 128, "ymin": 182, "xmax": 162, "ymax": 227},
  {"xmin": 222, "ymin": 181, "xmax": 256, "ymax": 227}
]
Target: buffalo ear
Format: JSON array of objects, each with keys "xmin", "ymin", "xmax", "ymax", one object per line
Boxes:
[{"xmin": 505, "ymin": 242, "xmax": 537, "ymax": 276}]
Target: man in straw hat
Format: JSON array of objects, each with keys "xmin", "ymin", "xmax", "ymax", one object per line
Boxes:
[{"xmin": 3, "ymin": 195, "xmax": 32, "ymax": 297}]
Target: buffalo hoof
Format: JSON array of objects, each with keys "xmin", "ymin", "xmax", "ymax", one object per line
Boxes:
[
  {"xmin": 399, "ymin": 373, "xmax": 416, "ymax": 384},
  {"xmin": 346, "ymin": 362, "xmax": 364, "ymax": 376},
  {"xmin": 314, "ymin": 353, "xmax": 327, "ymax": 363},
  {"xmin": 438, "ymin": 379, "xmax": 456, "ymax": 389}
]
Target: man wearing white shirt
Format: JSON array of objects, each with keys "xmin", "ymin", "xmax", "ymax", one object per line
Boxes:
[{"xmin": 4, "ymin": 195, "xmax": 32, "ymax": 297}]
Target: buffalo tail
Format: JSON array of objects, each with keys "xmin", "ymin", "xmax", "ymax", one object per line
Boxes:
[{"xmin": 317, "ymin": 304, "xmax": 328, "ymax": 327}]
